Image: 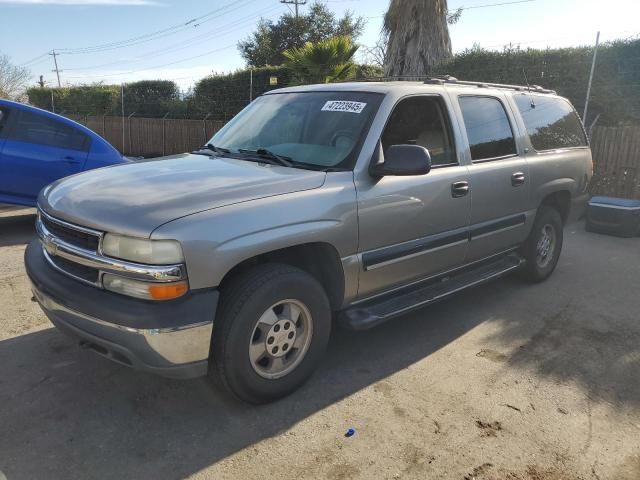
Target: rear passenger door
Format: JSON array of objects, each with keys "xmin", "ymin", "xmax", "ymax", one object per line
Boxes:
[
  {"xmin": 454, "ymin": 94, "xmax": 530, "ymax": 261},
  {"xmin": 0, "ymin": 109, "xmax": 90, "ymax": 202}
]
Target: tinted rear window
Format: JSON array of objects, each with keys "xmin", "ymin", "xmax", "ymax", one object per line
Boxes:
[
  {"xmin": 458, "ymin": 96, "xmax": 517, "ymax": 161},
  {"xmin": 8, "ymin": 110, "xmax": 90, "ymax": 152},
  {"xmin": 514, "ymin": 95, "xmax": 587, "ymax": 151}
]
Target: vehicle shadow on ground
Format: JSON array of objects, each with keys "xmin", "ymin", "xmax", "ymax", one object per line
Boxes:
[
  {"xmin": 0, "ymin": 280, "xmax": 515, "ymax": 480},
  {"xmin": 485, "ymin": 229, "xmax": 640, "ymax": 410},
  {"xmin": 0, "ymin": 212, "xmax": 37, "ymax": 247},
  {"xmin": 1, "ymin": 227, "xmax": 639, "ymax": 479}
]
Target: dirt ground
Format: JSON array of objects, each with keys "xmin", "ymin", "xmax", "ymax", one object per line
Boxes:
[{"xmin": 1, "ymin": 207, "xmax": 639, "ymax": 480}]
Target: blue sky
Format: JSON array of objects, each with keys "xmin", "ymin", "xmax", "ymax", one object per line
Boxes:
[{"xmin": 1, "ymin": 0, "xmax": 639, "ymax": 90}]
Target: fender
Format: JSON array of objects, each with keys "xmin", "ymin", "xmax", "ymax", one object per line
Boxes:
[
  {"xmin": 531, "ymin": 177, "xmax": 577, "ymax": 207},
  {"xmin": 151, "ymin": 173, "xmax": 359, "ymax": 290}
]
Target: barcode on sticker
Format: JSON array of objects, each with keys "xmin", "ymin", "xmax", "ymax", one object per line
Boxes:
[{"xmin": 321, "ymin": 101, "xmax": 367, "ymax": 114}]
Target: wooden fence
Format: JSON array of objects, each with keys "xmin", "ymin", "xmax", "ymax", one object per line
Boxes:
[
  {"xmin": 73, "ymin": 115, "xmax": 226, "ymax": 158},
  {"xmin": 74, "ymin": 116, "xmax": 640, "ymax": 199},
  {"xmin": 589, "ymin": 126, "xmax": 640, "ymax": 199}
]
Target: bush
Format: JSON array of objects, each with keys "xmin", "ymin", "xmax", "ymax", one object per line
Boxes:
[
  {"xmin": 437, "ymin": 40, "xmax": 640, "ymax": 126},
  {"xmin": 27, "ymin": 80, "xmax": 184, "ymax": 117},
  {"xmin": 191, "ymin": 66, "xmax": 293, "ymax": 120}
]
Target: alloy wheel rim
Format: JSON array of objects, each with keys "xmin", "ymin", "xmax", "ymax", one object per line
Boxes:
[
  {"xmin": 249, "ymin": 299, "xmax": 313, "ymax": 380},
  {"xmin": 535, "ymin": 224, "xmax": 556, "ymax": 268}
]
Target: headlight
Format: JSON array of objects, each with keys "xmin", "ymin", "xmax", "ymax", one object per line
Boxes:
[
  {"xmin": 103, "ymin": 274, "xmax": 188, "ymax": 301},
  {"xmin": 102, "ymin": 234, "xmax": 184, "ymax": 264}
]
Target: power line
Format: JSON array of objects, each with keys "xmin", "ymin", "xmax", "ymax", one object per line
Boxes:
[
  {"xmin": 64, "ymin": 44, "xmax": 237, "ymax": 80},
  {"xmin": 280, "ymin": 0, "xmax": 306, "ymax": 18},
  {"xmin": 62, "ymin": 5, "xmax": 282, "ymax": 73},
  {"xmin": 365, "ymin": 0, "xmax": 537, "ymax": 19},
  {"xmin": 461, "ymin": 0, "xmax": 535, "ymax": 10},
  {"xmin": 57, "ymin": 0, "xmax": 257, "ymax": 54}
]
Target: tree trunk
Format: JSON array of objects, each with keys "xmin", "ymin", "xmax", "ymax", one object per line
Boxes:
[{"xmin": 384, "ymin": 0, "xmax": 452, "ymax": 77}]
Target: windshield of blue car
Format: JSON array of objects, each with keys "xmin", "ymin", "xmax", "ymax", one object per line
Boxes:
[{"xmin": 207, "ymin": 91, "xmax": 383, "ymax": 170}]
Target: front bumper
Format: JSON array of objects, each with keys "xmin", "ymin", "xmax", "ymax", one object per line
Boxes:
[{"xmin": 25, "ymin": 239, "xmax": 218, "ymax": 379}]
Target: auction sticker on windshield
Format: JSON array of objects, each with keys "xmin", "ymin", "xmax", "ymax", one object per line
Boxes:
[{"xmin": 321, "ymin": 101, "xmax": 367, "ymax": 114}]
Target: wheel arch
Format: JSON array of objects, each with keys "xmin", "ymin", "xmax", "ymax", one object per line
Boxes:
[
  {"xmin": 218, "ymin": 242, "xmax": 346, "ymax": 312},
  {"xmin": 539, "ymin": 190, "xmax": 571, "ymax": 224}
]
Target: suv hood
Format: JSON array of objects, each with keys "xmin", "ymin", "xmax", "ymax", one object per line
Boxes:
[{"xmin": 40, "ymin": 154, "xmax": 327, "ymax": 237}]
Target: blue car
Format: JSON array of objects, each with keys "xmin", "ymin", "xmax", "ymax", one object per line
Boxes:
[{"xmin": 0, "ymin": 99, "xmax": 128, "ymax": 207}]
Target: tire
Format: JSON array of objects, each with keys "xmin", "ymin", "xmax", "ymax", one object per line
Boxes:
[
  {"xmin": 210, "ymin": 263, "xmax": 331, "ymax": 404},
  {"xmin": 519, "ymin": 206, "xmax": 564, "ymax": 283}
]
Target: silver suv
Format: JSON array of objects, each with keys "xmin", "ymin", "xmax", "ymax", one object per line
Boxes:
[{"xmin": 26, "ymin": 79, "xmax": 593, "ymax": 403}]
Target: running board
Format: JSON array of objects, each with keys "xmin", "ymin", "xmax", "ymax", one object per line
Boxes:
[{"xmin": 338, "ymin": 252, "xmax": 525, "ymax": 331}]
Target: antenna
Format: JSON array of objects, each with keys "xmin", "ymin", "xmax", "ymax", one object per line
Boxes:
[{"xmin": 522, "ymin": 68, "xmax": 536, "ymax": 108}]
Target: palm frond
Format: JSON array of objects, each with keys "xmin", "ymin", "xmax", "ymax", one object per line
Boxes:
[{"xmin": 283, "ymin": 36, "xmax": 359, "ymax": 84}]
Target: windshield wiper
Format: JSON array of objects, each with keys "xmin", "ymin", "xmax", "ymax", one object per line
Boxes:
[
  {"xmin": 193, "ymin": 143, "xmax": 230, "ymax": 156},
  {"xmin": 237, "ymin": 148, "xmax": 293, "ymax": 167}
]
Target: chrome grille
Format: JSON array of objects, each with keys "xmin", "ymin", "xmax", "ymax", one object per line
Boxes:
[
  {"xmin": 46, "ymin": 253, "xmax": 100, "ymax": 284},
  {"xmin": 37, "ymin": 210, "xmax": 104, "ymax": 286},
  {"xmin": 36, "ymin": 210, "xmax": 186, "ymax": 288},
  {"xmin": 39, "ymin": 211, "xmax": 101, "ymax": 252}
]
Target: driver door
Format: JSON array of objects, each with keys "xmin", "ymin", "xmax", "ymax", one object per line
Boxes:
[{"xmin": 355, "ymin": 95, "xmax": 471, "ymax": 298}]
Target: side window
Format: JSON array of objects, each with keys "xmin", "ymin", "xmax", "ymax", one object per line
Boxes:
[
  {"xmin": 514, "ymin": 95, "xmax": 587, "ymax": 150},
  {"xmin": 381, "ymin": 96, "xmax": 455, "ymax": 166},
  {"xmin": 8, "ymin": 110, "xmax": 90, "ymax": 152},
  {"xmin": 458, "ymin": 96, "xmax": 517, "ymax": 161}
]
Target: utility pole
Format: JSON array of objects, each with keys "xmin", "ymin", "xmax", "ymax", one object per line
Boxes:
[
  {"xmin": 583, "ymin": 31, "xmax": 600, "ymax": 124},
  {"xmin": 49, "ymin": 50, "xmax": 61, "ymax": 88},
  {"xmin": 280, "ymin": 0, "xmax": 306, "ymax": 18}
]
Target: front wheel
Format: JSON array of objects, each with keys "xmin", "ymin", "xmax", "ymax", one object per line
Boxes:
[
  {"xmin": 519, "ymin": 206, "xmax": 564, "ymax": 283},
  {"xmin": 211, "ymin": 264, "xmax": 331, "ymax": 403}
]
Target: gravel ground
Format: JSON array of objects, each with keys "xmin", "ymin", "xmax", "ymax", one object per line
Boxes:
[{"xmin": 0, "ymin": 208, "xmax": 639, "ymax": 480}]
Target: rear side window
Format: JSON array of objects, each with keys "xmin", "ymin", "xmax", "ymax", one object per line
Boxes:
[
  {"xmin": 8, "ymin": 110, "xmax": 90, "ymax": 152},
  {"xmin": 458, "ymin": 96, "xmax": 517, "ymax": 161},
  {"xmin": 514, "ymin": 95, "xmax": 587, "ymax": 151}
]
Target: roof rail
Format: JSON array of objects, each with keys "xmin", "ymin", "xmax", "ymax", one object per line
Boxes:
[
  {"xmin": 423, "ymin": 76, "xmax": 556, "ymax": 94},
  {"xmin": 348, "ymin": 75, "xmax": 556, "ymax": 94}
]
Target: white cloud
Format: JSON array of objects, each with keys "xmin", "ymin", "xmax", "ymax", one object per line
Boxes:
[{"xmin": 0, "ymin": 0, "xmax": 162, "ymax": 5}]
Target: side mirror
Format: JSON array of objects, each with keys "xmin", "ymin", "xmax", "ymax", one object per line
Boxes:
[{"xmin": 371, "ymin": 144, "xmax": 432, "ymax": 177}]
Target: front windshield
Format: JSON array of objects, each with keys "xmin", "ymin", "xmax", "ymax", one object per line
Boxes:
[{"xmin": 208, "ymin": 91, "xmax": 382, "ymax": 169}]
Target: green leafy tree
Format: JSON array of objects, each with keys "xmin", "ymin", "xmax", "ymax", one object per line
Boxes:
[
  {"xmin": 239, "ymin": 2, "xmax": 365, "ymax": 67},
  {"xmin": 384, "ymin": 0, "xmax": 453, "ymax": 76},
  {"xmin": 283, "ymin": 36, "xmax": 358, "ymax": 84}
]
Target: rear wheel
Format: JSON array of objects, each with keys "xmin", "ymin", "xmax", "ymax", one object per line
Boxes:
[
  {"xmin": 519, "ymin": 206, "xmax": 564, "ymax": 283},
  {"xmin": 211, "ymin": 264, "xmax": 331, "ymax": 403}
]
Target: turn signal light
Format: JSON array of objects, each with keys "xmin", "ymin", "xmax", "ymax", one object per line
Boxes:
[
  {"xmin": 103, "ymin": 273, "xmax": 188, "ymax": 301},
  {"xmin": 148, "ymin": 282, "xmax": 189, "ymax": 300}
]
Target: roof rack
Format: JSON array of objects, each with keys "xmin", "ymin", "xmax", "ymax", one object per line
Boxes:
[
  {"xmin": 423, "ymin": 75, "xmax": 556, "ymax": 94},
  {"xmin": 350, "ymin": 75, "xmax": 556, "ymax": 94}
]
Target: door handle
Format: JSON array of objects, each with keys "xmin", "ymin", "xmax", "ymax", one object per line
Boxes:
[
  {"xmin": 511, "ymin": 172, "xmax": 526, "ymax": 186},
  {"xmin": 62, "ymin": 156, "xmax": 80, "ymax": 164},
  {"xmin": 451, "ymin": 181, "xmax": 470, "ymax": 198}
]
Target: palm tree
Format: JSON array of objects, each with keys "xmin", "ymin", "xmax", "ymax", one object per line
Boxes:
[
  {"xmin": 384, "ymin": 0, "xmax": 453, "ymax": 77},
  {"xmin": 283, "ymin": 36, "xmax": 359, "ymax": 84}
]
